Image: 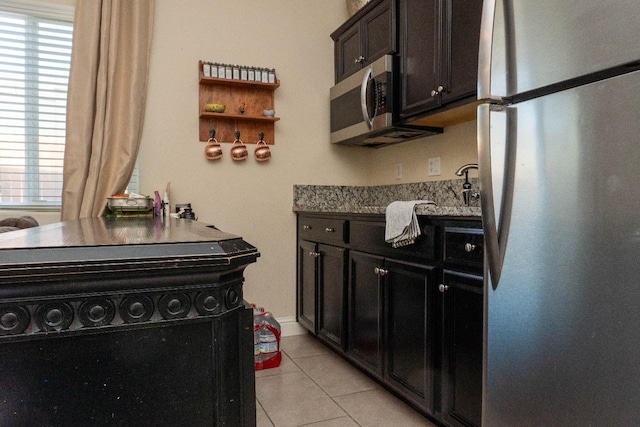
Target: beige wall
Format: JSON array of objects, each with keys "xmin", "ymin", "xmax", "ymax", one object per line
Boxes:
[
  {"xmin": 140, "ymin": 0, "xmax": 366, "ymax": 320},
  {"xmin": 365, "ymin": 120, "xmax": 478, "ymax": 184}
]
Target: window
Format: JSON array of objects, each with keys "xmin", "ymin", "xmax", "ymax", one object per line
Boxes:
[{"xmin": 0, "ymin": 0, "xmax": 73, "ymax": 209}]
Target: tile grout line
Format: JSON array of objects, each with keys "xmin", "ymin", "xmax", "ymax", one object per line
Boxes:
[
  {"xmin": 255, "ymin": 397, "xmax": 277, "ymax": 427},
  {"xmin": 283, "ymin": 350, "xmax": 363, "ymax": 427}
]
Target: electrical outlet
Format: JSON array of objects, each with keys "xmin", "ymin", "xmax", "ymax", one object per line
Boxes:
[
  {"xmin": 428, "ymin": 157, "xmax": 441, "ymax": 176},
  {"xmin": 395, "ymin": 162, "xmax": 403, "ymax": 179}
]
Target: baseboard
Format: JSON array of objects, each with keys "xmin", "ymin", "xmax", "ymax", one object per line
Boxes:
[{"xmin": 276, "ymin": 317, "xmax": 307, "ymax": 337}]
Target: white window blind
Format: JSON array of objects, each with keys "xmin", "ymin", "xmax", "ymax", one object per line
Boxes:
[{"xmin": 0, "ymin": 1, "xmax": 72, "ymax": 208}]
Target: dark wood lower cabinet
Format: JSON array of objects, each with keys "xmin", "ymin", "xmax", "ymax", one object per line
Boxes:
[
  {"xmin": 348, "ymin": 252, "xmax": 439, "ymax": 414},
  {"xmin": 297, "ymin": 214, "xmax": 483, "ymax": 427},
  {"xmin": 297, "ymin": 240, "xmax": 318, "ymax": 333},
  {"xmin": 318, "ymin": 244, "xmax": 347, "ymax": 350},
  {"xmin": 385, "ymin": 259, "xmax": 437, "ymax": 414},
  {"xmin": 348, "ymin": 251, "xmax": 384, "ymax": 376},
  {"xmin": 441, "ymin": 271, "xmax": 483, "ymax": 427}
]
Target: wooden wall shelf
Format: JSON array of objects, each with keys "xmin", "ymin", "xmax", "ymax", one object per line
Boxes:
[{"xmin": 198, "ymin": 61, "xmax": 279, "ymax": 144}]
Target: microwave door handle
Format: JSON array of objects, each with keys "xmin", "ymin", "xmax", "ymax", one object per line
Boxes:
[{"xmin": 360, "ymin": 67, "xmax": 374, "ymax": 129}]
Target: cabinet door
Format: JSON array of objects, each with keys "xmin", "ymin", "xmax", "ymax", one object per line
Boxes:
[
  {"xmin": 317, "ymin": 244, "xmax": 347, "ymax": 351},
  {"xmin": 440, "ymin": 0, "xmax": 483, "ymax": 104},
  {"xmin": 361, "ymin": 0, "xmax": 395, "ymax": 67},
  {"xmin": 348, "ymin": 251, "xmax": 384, "ymax": 377},
  {"xmin": 335, "ymin": 24, "xmax": 361, "ymax": 83},
  {"xmin": 385, "ymin": 259, "xmax": 437, "ymax": 415},
  {"xmin": 399, "ymin": 0, "xmax": 440, "ymax": 119},
  {"xmin": 297, "ymin": 240, "xmax": 318, "ymax": 333},
  {"xmin": 334, "ymin": 0, "xmax": 396, "ymax": 83},
  {"xmin": 440, "ymin": 271, "xmax": 483, "ymax": 427}
]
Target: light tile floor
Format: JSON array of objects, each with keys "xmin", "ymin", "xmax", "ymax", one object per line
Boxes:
[{"xmin": 255, "ymin": 334, "xmax": 437, "ymax": 427}]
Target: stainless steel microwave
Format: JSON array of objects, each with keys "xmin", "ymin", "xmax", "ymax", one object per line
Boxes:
[{"xmin": 330, "ymin": 55, "xmax": 442, "ymax": 147}]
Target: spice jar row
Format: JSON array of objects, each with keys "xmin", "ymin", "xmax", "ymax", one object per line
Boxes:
[{"xmin": 201, "ymin": 61, "xmax": 277, "ymax": 84}]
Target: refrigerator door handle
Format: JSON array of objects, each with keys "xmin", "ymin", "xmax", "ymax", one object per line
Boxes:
[
  {"xmin": 478, "ymin": 0, "xmax": 497, "ymax": 101},
  {"xmin": 478, "ymin": 103, "xmax": 514, "ymax": 289}
]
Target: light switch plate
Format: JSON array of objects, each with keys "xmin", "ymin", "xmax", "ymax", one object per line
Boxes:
[{"xmin": 428, "ymin": 157, "xmax": 441, "ymax": 176}]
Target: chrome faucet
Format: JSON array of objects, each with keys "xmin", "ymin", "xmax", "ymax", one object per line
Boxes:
[{"xmin": 455, "ymin": 164, "xmax": 480, "ymax": 206}]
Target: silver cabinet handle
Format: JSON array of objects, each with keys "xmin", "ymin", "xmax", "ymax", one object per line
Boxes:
[
  {"xmin": 430, "ymin": 85, "xmax": 444, "ymax": 97},
  {"xmin": 374, "ymin": 267, "xmax": 388, "ymax": 276},
  {"xmin": 303, "ymin": 225, "xmax": 311, "ymax": 230},
  {"xmin": 354, "ymin": 55, "xmax": 365, "ymax": 64},
  {"xmin": 464, "ymin": 243, "xmax": 477, "ymax": 252},
  {"xmin": 439, "ymin": 284, "xmax": 449, "ymax": 293},
  {"xmin": 325, "ymin": 227, "xmax": 335, "ymax": 233},
  {"xmin": 308, "ymin": 251, "xmax": 320, "ymax": 258}
]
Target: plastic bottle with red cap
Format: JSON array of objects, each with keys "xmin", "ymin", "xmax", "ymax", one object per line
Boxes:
[{"xmin": 252, "ymin": 305, "xmax": 282, "ymax": 370}]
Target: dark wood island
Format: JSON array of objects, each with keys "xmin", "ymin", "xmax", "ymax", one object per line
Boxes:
[{"xmin": 0, "ymin": 217, "xmax": 259, "ymax": 427}]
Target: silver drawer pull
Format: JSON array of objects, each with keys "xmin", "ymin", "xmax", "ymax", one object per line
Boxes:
[
  {"xmin": 303, "ymin": 225, "xmax": 312, "ymax": 230},
  {"xmin": 309, "ymin": 251, "xmax": 320, "ymax": 258},
  {"xmin": 374, "ymin": 267, "xmax": 388, "ymax": 276},
  {"xmin": 325, "ymin": 227, "xmax": 335, "ymax": 233},
  {"xmin": 439, "ymin": 284, "xmax": 449, "ymax": 293},
  {"xmin": 464, "ymin": 243, "xmax": 476, "ymax": 253}
]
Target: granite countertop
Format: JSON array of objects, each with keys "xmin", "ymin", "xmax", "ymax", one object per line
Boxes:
[{"xmin": 293, "ymin": 180, "xmax": 482, "ymax": 218}]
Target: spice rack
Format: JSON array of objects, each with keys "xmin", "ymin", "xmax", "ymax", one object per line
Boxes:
[{"xmin": 198, "ymin": 60, "xmax": 279, "ymax": 144}]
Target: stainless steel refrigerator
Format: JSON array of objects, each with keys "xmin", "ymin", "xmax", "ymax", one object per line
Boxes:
[{"xmin": 477, "ymin": 0, "xmax": 640, "ymax": 425}]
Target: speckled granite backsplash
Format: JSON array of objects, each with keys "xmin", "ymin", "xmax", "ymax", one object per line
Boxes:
[{"xmin": 293, "ymin": 179, "xmax": 481, "ymax": 217}]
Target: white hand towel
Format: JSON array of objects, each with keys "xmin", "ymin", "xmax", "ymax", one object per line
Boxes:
[{"xmin": 385, "ymin": 200, "xmax": 436, "ymax": 248}]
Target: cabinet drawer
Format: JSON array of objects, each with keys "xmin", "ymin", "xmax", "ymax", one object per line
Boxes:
[
  {"xmin": 298, "ymin": 217, "xmax": 347, "ymax": 244},
  {"xmin": 443, "ymin": 227, "xmax": 483, "ymax": 269},
  {"xmin": 350, "ymin": 219, "xmax": 435, "ymax": 260}
]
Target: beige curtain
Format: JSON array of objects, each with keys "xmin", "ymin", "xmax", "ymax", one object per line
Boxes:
[{"xmin": 61, "ymin": 0, "xmax": 154, "ymax": 220}]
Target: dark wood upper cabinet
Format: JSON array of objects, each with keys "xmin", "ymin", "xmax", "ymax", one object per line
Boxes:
[
  {"xmin": 442, "ymin": 0, "xmax": 484, "ymax": 104},
  {"xmin": 332, "ymin": 0, "xmax": 396, "ymax": 83},
  {"xmin": 398, "ymin": 0, "xmax": 440, "ymax": 117},
  {"xmin": 399, "ymin": 0, "xmax": 483, "ymax": 124}
]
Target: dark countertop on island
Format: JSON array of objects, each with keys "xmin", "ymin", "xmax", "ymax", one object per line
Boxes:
[
  {"xmin": 0, "ymin": 216, "xmax": 239, "ymax": 250},
  {"xmin": 0, "ymin": 217, "xmax": 259, "ymax": 284}
]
